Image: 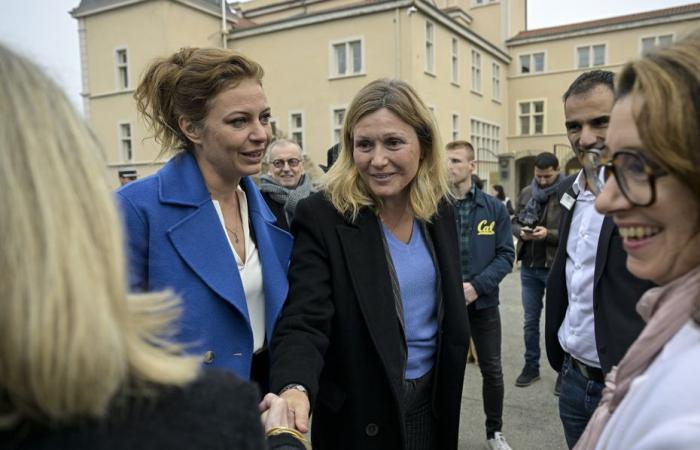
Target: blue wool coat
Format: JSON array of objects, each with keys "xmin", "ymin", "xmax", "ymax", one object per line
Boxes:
[{"xmin": 116, "ymin": 152, "xmax": 293, "ymax": 378}]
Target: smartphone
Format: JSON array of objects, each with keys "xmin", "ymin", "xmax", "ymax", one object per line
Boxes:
[{"xmin": 521, "ymin": 226, "xmax": 534, "ymax": 233}]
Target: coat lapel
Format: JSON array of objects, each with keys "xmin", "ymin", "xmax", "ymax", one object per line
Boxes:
[
  {"xmin": 159, "ymin": 153, "xmax": 248, "ymax": 320},
  {"xmin": 336, "ymin": 211, "xmax": 406, "ymax": 389},
  {"xmin": 242, "ymin": 177, "xmax": 294, "ymax": 343},
  {"xmin": 594, "ymin": 216, "xmax": 615, "ymax": 285}
]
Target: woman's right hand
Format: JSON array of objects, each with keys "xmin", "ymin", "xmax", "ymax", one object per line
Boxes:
[
  {"xmin": 280, "ymin": 389, "xmax": 310, "ymax": 433},
  {"xmin": 259, "ymin": 393, "xmax": 294, "ymax": 431}
]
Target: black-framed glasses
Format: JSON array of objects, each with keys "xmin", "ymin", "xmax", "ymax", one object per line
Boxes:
[
  {"xmin": 271, "ymin": 158, "xmax": 301, "ymax": 169},
  {"xmin": 601, "ymin": 150, "xmax": 668, "ymax": 207}
]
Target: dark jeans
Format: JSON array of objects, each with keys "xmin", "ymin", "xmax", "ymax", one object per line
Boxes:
[
  {"xmin": 468, "ymin": 305, "xmax": 504, "ymax": 437},
  {"xmin": 520, "ymin": 267, "xmax": 549, "ymax": 371},
  {"xmin": 558, "ymin": 355, "xmax": 604, "ymax": 448}
]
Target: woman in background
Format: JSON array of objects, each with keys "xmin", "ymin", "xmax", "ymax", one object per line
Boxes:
[
  {"xmin": 270, "ymin": 79, "xmax": 469, "ymax": 450},
  {"xmin": 491, "ymin": 184, "xmax": 514, "ymax": 217},
  {"xmin": 118, "ymin": 48, "xmax": 293, "ymax": 389},
  {"xmin": 575, "ymin": 31, "xmax": 700, "ymax": 449}
]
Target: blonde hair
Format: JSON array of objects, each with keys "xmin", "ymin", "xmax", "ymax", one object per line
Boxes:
[
  {"xmin": 134, "ymin": 47, "xmax": 264, "ymax": 154},
  {"xmin": 0, "ymin": 44, "xmax": 198, "ymax": 428},
  {"xmin": 321, "ymin": 79, "xmax": 450, "ymax": 222},
  {"xmin": 616, "ymin": 30, "xmax": 700, "ymax": 206}
]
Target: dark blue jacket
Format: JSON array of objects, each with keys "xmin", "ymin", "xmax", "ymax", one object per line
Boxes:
[{"xmin": 456, "ymin": 188, "xmax": 515, "ymax": 310}]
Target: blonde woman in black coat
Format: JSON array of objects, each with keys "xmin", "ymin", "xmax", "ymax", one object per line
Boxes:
[{"xmin": 270, "ymin": 79, "xmax": 470, "ymax": 450}]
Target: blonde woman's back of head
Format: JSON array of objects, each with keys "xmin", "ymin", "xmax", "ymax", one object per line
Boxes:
[{"xmin": 0, "ymin": 44, "xmax": 198, "ymax": 429}]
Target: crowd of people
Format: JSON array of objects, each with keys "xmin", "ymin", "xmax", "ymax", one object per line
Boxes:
[{"xmin": 1, "ymin": 27, "xmax": 699, "ymax": 450}]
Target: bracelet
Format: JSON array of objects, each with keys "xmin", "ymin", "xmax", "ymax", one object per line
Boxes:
[{"xmin": 266, "ymin": 426, "xmax": 311, "ymax": 450}]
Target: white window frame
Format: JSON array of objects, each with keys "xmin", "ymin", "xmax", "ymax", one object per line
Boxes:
[
  {"xmin": 469, "ymin": 117, "xmax": 501, "ymax": 189},
  {"xmin": 330, "ymin": 106, "xmax": 346, "ymax": 144},
  {"xmin": 639, "ymin": 33, "xmax": 675, "ymax": 55},
  {"xmin": 575, "ymin": 43, "xmax": 607, "ymax": 69},
  {"xmin": 491, "ymin": 63, "xmax": 500, "ymax": 101},
  {"xmin": 115, "ymin": 47, "xmax": 129, "ymax": 90},
  {"xmin": 451, "ymin": 113, "xmax": 460, "ymax": 141},
  {"xmin": 329, "ymin": 37, "xmax": 365, "ymax": 79},
  {"xmin": 425, "ymin": 21, "xmax": 435, "ymax": 74},
  {"xmin": 289, "ymin": 111, "xmax": 304, "ymax": 149},
  {"xmin": 471, "ymin": 49, "xmax": 482, "ymax": 93},
  {"xmin": 118, "ymin": 121, "xmax": 133, "ymax": 162},
  {"xmin": 517, "ymin": 51, "xmax": 546, "ymax": 74},
  {"xmin": 516, "ymin": 99, "xmax": 546, "ymax": 136},
  {"xmin": 451, "ymin": 37, "xmax": 459, "ymax": 85}
]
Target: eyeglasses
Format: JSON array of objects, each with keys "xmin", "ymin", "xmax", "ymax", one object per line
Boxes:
[
  {"xmin": 271, "ymin": 158, "xmax": 301, "ymax": 169},
  {"xmin": 601, "ymin": 150, "xmax": 668, "ymax": 207}
]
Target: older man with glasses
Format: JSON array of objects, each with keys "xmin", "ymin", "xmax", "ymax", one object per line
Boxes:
[
  {"xmin": 544, "ymin": 70, "xmax": 655, "ymax": 449},
  {"xmin": 260, "ymin": 139, "xmax": 316, "ymax": 231}
]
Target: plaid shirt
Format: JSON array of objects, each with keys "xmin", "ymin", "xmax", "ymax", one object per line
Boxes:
[{"xmin": 453, "ymin": 184, "xmax": 477, "ymax": 281}]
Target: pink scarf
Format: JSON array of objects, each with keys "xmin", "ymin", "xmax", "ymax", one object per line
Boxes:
[{"xmin": 574, "ymin": 265, "xmax": 700, "ymax": 450}]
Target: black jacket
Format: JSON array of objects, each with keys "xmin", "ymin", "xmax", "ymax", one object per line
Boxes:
[
  {"xmin": 1, "ymin": 370, "xmax": 303, "ymax": 450},
  {"xmin": 270, "ymin": 193, "xmax": 469, "ymax": 450},
  {"xmin": 545, "ymin": 175, "xmax": 655, "ymax": 374}
]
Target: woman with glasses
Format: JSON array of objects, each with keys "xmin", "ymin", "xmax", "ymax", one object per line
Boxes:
[
  {"xmin": 574, "ymin": 31, "xmax": 700, "ymax": 449},
  {"xmin": 117, "ymin": 48, "xmax": 293, "ymax": 391},
  {"xmin": 268, "ymin": 79, "xmax": 469, "ymax": 450}
]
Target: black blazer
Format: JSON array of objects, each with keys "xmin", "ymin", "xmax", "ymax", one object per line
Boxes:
[
  {"xmin": 545, "ymin": 176, "xmax": 655, "ymax": 374},
  {"xmin": 270, "ymin": 193, "xmax": 469, "ymax": 450},
  {"xmin": 261, "ymin": 192, "xmax": 289, "ymax": 232}
]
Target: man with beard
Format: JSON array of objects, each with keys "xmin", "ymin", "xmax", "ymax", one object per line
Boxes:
[
  {"xmin": 545, "ymin": 70, "xmax": 654, "ymax": 448},
  {"xmin": 513, "ymin": 152, "xmax": 564, "ymax": 389},
  {"xmin": 260, "ymin": 139, "xmax": 315, "ymax": 231}
]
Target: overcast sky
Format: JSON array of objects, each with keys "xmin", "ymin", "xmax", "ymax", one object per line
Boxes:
[{"xmin": 0, "ymin": 0, "xmax": 695, "ymax": 113}]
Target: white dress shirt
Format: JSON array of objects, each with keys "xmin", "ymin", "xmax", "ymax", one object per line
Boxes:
[
  {"xmin": 213, "ymin": 188, "xmax": 266, "ymax": 352},
  {"xmin": 558, "ymin": 170, "xmax": 605, "ymax": 368}
]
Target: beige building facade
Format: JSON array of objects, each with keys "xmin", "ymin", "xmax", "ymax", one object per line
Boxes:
[{"xmin": 72, "ymin": 0, "xmax": 700, "ymax": 193}]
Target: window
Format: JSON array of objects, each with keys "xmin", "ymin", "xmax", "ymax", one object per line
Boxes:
[
  {"xmin": 519, "ymin": 52, "xmax": 544, "ymax": 74},
  {"xmin": 518, "ymin": 100, "xmax": 545, "ymax": 135},
  {"xmin": 331, "ymin": 108, "xmax": 345, "ymax": 144},
  {"xmin": 470, "ymin": 118, "xmax": 500, "ymax": 184},
  {"xmin": 289, "ymin": 112, "xmax": 304, "ymax": 149},
  {"xmin": 332, "ymin": 39, "xmax": 363, "ymax": 77},
  {"xmin": 115, "ymin": 48, "xmax": 129, "ymax": 89},
  {"xmin": 452, "ymin": 114, "xmax": 459, "ymax": 141},
  {"xmin": 577, "ymin": 44, "xmax": 606, "ymax": 69},
  {"xmin": 119, "ymin": 123, "xmax": 133, "ymax": 162},
  {"xmin": 492, "ymin": 63, "xmax": 500, "ymax": 101},
  {"xmin": 425, "ymin": 22, "xmax": 435, "ymax": 73},
  {"xmin": 451, "ymin": 38, "xmax": 459, "ymax": 84},
  {"xmin": 641, "ymin": 34, "xmax": 673, "ymax": 55},
  {"xmin": 471, "ymin": 50, "xmax": 481, "ymax": 92}
]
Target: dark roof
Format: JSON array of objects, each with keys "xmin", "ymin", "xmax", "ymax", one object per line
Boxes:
[
  {"xmin": 510, "ymin": 2, "xmax": 700, "ymax": 42},
  {"xmin": 71, "ymin": 0, "xmax": 222, "ymax": 16}
]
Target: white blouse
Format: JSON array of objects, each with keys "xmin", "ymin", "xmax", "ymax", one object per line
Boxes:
[{"xmin": 212, "ymin": 188, "xmax": 266, "ymax": 352}]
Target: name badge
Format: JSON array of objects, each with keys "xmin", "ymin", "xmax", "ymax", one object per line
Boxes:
[{"xmin": 560, "ymin": 193, "xmax": 575, "ymax": 210}]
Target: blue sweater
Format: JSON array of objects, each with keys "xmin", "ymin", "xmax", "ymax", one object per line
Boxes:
[{"xmin": 382, "ymin": 221, "xmax": 438, "ymax": 380}]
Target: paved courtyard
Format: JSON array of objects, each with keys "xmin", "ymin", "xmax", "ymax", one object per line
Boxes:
[{"xmin": 458, "ymin": 269, "xmax": 568, "ymax": 450}]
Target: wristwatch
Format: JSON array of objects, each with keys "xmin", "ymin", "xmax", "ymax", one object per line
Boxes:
[{"xmin": 280, "ymin": 383, "xmax": 308, "ymax": 396}]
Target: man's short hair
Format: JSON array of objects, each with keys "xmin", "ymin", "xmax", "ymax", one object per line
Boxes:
[
  {"xmin": 562, "ymin": 70, "xmax": 615, "ymax": 103},
  {"xmin": 266, "ymin": 139, "xmax": 302, "ymax": 163},
  {"xmin": 446, "ymin": 140, "xmax": 475, "ymax": 160},
  {"xmin": 118, "ymin": 168, "xmax": 137, "ymax": 178},
  {"xmin": 534, "ymin": 152, "xmax": 559, "ymax": 170}
]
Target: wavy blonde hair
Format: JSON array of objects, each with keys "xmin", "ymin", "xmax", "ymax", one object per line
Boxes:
[
  {"xmin": 616, "ymin": 30, "xmax": 700, "ymax": 207},
  {"xmin": 321, "ymin": 79, "xmax": 449, "ymax": 222},
  {"xmin": 0, "ymin": 44, "xmax": 199, "ymax": 428},
  {"xmin": 134, "ymin": 47, "xmax": 264, "ymax": 154}
]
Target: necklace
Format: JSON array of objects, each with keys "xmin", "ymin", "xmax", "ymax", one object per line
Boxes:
[{"xmin": 225, "ymin": 225, "xmax": 240, "ymax": 244}]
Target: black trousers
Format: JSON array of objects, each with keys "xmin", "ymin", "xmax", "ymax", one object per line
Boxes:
[
  {"xmin": 404, "ymin": 369, "xmax": 436, "ymax": 450},
  {"xmin": 468, "ymin": 304, "xmax": 504, "ymax": 437}
]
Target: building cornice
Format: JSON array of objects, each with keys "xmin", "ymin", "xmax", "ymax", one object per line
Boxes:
[
  {"xmin": 232, "ymin": 0, "xmax": 510, "ymax": 63},
  {"xmin": 71, "ymin": 0, "xmax": 233, "ymax": 22},
  {"xmin": 508, "ymin": 11, "xmax": 700, "ymax": 46}
]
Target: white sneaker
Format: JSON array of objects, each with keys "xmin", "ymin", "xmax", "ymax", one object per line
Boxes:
[{"xmin": 486, "ymin": 432, "xmax": 513, "ymax": 450}]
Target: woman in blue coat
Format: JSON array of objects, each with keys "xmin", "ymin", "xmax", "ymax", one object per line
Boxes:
[{"xmin": 116, "ymin": 48, "xmax": 292, "ymax": 388}]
